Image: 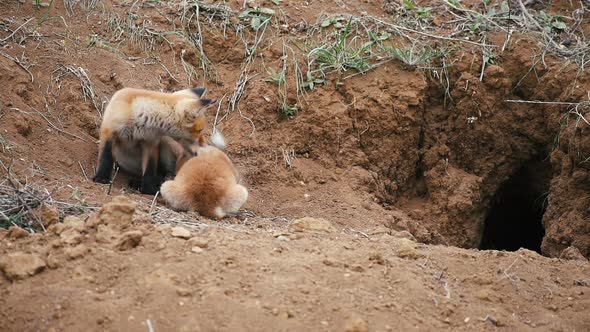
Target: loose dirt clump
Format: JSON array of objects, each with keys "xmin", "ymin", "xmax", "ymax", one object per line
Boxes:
[{"xmin": 0, "ymin": 0, "xmax": 589, "ymax": 330}]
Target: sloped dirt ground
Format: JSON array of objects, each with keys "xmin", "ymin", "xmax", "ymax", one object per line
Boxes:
[{"xmin": 0, "ymin": 0, "xmax": 589, "ymax": 331}]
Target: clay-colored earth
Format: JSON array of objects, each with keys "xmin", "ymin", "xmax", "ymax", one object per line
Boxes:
[{"xmin": 0, "ymin": 0, "xmax": 589, "ymax": 331}]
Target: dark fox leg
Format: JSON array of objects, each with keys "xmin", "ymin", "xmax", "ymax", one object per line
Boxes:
[
  {"xmin": 140, "ymin": 143, "xmax": 163, "ymax": 195},
  {"xmin": 93, "ymin": 139, "xmax": 114, "ymax": 184},
  {"xmin": 128, "ymin": 177, "xmax": 142, "ymax": 190}
]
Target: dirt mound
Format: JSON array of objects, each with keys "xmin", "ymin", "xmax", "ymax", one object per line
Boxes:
[
  {"xmin": 2, "ymin": 195, "xmax": 590, "ymax": 331},
  {"xmin": 1, "ymin": 0, "xmax": 589, "ymax": 330}
]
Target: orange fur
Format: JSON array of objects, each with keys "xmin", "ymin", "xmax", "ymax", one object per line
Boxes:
[
  {"xmin": 99, "ymin": 88, "xmax": 214, "ymax": 144},
  {"xmin": 160, "ymin": 143, "xmax": 247, "ymax": 219},
  {"xmin": 94, "ymin": 87, "xmax": 215, "ymax": 187},
  {"xmin": 191, "ymin": 116, "xmax": 207, "ymax": 145}
]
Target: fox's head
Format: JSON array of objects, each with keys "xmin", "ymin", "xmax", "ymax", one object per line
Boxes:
[
  {"xmin": 175, "ymin": 97, "xmax": 216, "ymax": 132},
  {"xmin": 173, "ymin": 87, "xmax": 207, "ymax": 99}
]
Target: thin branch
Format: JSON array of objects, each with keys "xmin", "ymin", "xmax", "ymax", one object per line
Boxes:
[
  {"xmin": 0, "ymin": 18, "xmax": 35, "ymax": 43},
  {"xmin": 30, "ymin": 107, "xmax": 88, "ymax": 142}
]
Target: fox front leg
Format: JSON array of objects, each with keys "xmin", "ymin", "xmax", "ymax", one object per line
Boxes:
[
  {"xmin": 140, "ymin": 142, "xmax": 163, "ymax": 195},
  {"xmin": 93, "ymin": 139, "xmax": 114, "ymax": 184}
]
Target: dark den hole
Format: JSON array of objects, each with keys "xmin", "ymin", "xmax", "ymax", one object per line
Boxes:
[{"xmin": 479, "ymin": 156, "xmax": 551, "ymax": 253}]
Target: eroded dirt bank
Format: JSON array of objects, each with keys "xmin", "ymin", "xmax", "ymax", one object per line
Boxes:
[{"xmin": 1, "ymin": 0, "xmax": 589, "ymax": 330}]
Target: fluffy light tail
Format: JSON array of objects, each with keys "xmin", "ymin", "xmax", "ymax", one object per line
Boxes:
[{"xmin": 210, "ymin": 130, "xmax": 226, "ymax": 150}]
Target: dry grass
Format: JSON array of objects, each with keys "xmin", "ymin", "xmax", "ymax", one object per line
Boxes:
[
  {"xmin": 51, "ymin": 65, "xmax": 101, "ymax": 115},
  {"xmin": 0, "ymin": 172, "xmax": 97, "ymax": 232}
]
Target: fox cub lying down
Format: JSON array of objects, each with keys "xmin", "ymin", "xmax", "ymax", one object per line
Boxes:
[{"xmin": 160, "ymin": 132, "xmax": 248, "ymax": 219}]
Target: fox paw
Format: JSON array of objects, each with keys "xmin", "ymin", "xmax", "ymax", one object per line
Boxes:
[
  {"xmin": 140, "ymin": 176, "xmax": 163, "ymax": 195},
  {"xmin": 92, "ymin": 174, "xmax": 111, "ymax": 184}
]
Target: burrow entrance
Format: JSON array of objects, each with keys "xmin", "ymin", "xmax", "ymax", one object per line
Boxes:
[{"xmin": 479, "ymin": 156, "xmax": 552, "ymax": 253}]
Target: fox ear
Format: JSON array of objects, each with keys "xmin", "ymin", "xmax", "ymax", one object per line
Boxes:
[
  {"xmin": 200, "ymin": 98, "xmax": 217, "ymax": 107},
  {"xmin": 191, "ymin": 87, "xmax": 206, "ymax": 97}
]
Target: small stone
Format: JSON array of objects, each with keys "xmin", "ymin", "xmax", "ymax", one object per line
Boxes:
[
  {"xmin": 277, "ymin": 235, "xmax": 290, "ymax": 242},
  {"xmin": 279, "ymin": 310, "xmax": 294, "ymax": 319},
  {"xmin": 395, "ymin": 238, "xmax": 424, "ymax": 259},
  {"xmin": 0, "ymin": 252, "xmax": 46, "ymax": 280},
  {"xmin": 271, "ymin": 308, "xmax": 279, "ymax": 316},
  {"xmin": 482, "ymin": 315, "xmax": 503, "ymax": 326},
  {"xmin": 187, "ymin": 237, "xmax": 209, "ymax": 248},
  {"xmin": 476, "ymin": 289, "xmax": 491, "ymax": 301},
  {"xmin": 46, "ymin": 252, "xmax": 61, "ymax": 269},
  {"xmin": 64, "ymin": 244, "xmax": 88, "ymax": 260},
  {"xmin": 116, "ymin": 231, "xmax": 143, "ymax": 251},
  {"xmin": 7, "ymin": 226, "xmax": 29, "ymax": 239},
  {"xmin": 32, "ymin": 203, "xmax": 59, "ymax": 229},
  {"xmin": 171, "ymin": 227, "xmax": 191, "ymax": 239},
  {"xmin": 368, "ymin": 226, "xmax": 390, "ymax": 235},
  {"xmin": 288, "ymin": 217, "xmax": 335, "ymax": 234},
  {"xmin": 560, "ymin": 246, "xmax": 587, "ymax": 261},
  {"xmin": 191, "ymin": 247, "xmax": 203, "ymax": 253},
  {"xmin": 350, "ymin": 265, "xmax": 365, "ymax": 272},
  {"xmin": 344, "ymin": 317, "xmax": 368, "ymax": 332},
  {"xmin": 176, "ymin": 287, "xmax": 193, "ymax": 297}
]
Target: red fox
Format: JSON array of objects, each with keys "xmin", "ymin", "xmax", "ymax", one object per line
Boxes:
[
  {"xmin": 160, "ymin": 132, "xmax": 247, "ymax": 219},
  {"xmin": 92, "ymin": 87, "xmax": 215, "ymax": 194}
]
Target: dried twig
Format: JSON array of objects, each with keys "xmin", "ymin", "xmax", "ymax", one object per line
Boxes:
[
  {"xmin": 0, "ymin": 50, "xmax": 34, "ymax": 82},
  {"xmin": 78, "ymin": 161, "xmax": 88, "ymax": 181},
  {"xmin": 107, "ymin": 165, "xmax": 119, "ymax": 196},
  {"xmin": 30, "ymin": 107, "xmax": 88, "ymax": 142},
  {"xmin": 52, "ymin": 65, "xmax": 101, "ymax": 115},
  {"xmin": 0, "ymin": 18, "xmax": 35, "ymax": 43},
  {"xmin": 3, "ymin": 175, "xmax": 45, "ymax": 231},
  {"xmin": 146, "ymin": 319, "xmax": 155, "ymax": 332},
  {"xmin": 149, "ymin": 191, "xmax": 159, "ymax": 214},
  {"xmin": 505, "ymin": 99, "xmax": 588, "ymax": 106}
]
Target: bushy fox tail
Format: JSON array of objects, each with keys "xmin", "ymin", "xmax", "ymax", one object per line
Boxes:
[{"xmin": 210, "ymin": 130, "xmax": 226, "ymax": 150}]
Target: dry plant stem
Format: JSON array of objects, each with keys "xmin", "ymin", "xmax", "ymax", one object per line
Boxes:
[
  {"xmin": 349, "ymin": 228, "xmax": 370, "ymax": 239},
  {"xmin": 53, "ymin": 65, "xmax": 101, "ymax": 115},
  {"xmin": 5, "ymin": 175, "xmax": 46, "ymax": 231},
  {"xmin": 363, "ymin": 16, "xmax": 496, "ymax": 48},
  {"xmin": 444, "ymin": 0, "xmax": 508, "ymax": 32},
  {"xmin": 149, "ymin": 191, "xmax": 159, "ymax": 214},
  {"xmin": 30, "ymin": 107, "xmax": 88, "ymax": 142},
  {"xmin": 146, "ymin": 319, "xmax": 155, "ymax": 332},
  {"xmin": 159, "ymin": 62, "xmax": 179, "ymax": 83},
  {"xmin": 194, "ymin": 5, "xmax": 215, "ymax": 80},
  {"xmin": 212, "ymin": 93, "xmax": 227, "ymax": 129},
  {"xmin": 0, "ymin": 18, "xmax": 35, "ymax": 43},
  {"xmin": 505, "ymin": 99, "xmax": 588, "ymax": 106},
  {"xmin": 516, "ymin": 0, "xmax": 544, "ymax": 31},
  {"xmin": 228, "ymin": 20, "xmax": 270, "ymax": 113},
  {"xmin": 78, "ymin": 161, "xmax": 88, "ymax": 181},
  {"xmin": 107, "ymin": 165, "xmax": 119, "ymax": 196},
  {"xmin": 0, "ymin": 50, "xmax": 34, "ymax": 82}
]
